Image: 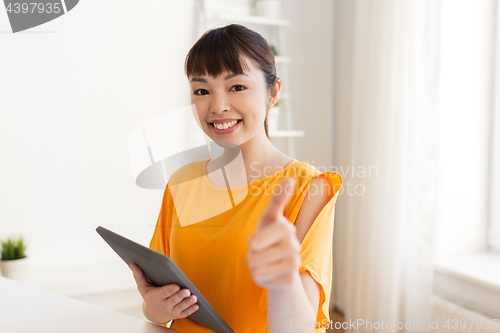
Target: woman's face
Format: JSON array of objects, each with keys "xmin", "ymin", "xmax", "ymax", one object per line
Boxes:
[{"xmin": 189, "ymin": 55, "xmax": 273, "ymax": 146}]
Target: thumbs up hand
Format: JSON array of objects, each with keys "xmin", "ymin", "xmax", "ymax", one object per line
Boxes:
[{"xmin": 246, "ymin": 177, "xmax": 302, "ymax": 290}]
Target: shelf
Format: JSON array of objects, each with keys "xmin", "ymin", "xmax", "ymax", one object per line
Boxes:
[
  {"xmin": 210, "ymin": 13, "xmax": 291, "ymax": 27},
  {"xmin": 269, "ymin": 130, "xmax": 305, "ymax": 138}
]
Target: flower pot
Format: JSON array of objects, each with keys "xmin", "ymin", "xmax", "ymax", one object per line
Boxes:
[
  {"xmin": 255, "ymin": 0, "xmax": 282, "ymax": 19},
  {"xmin": 267, "ymin": 107, "xmax": 280, "ymax": 132},
  {"xmin": 0, "ymin": 257, "xmax": 29, "ymax": 281}
]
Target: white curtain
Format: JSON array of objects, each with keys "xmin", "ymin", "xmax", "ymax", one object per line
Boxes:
[{"xmin": 333, "ymin": 1, "xmax": 441, "ymax": 332}]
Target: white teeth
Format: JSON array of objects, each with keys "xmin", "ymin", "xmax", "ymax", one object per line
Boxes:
[{"xmin": 213, "ymin": 120, "xmax": 239, "ymax": 130}]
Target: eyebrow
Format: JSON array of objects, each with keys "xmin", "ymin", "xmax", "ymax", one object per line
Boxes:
[{"xmin": 190, "ymin": 73, "xmax": 249, "ymax": 83}]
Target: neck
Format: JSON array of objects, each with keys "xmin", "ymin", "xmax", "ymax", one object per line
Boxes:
[{"xmin": 210, "ymin": 128, "xmax": 288, "ymax": 179}]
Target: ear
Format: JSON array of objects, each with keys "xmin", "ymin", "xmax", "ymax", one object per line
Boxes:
[{"xmin": 266, "ymin": 78, "xmax": 282, "ymax": 110}]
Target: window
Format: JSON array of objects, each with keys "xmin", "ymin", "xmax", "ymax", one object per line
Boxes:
[{"xmin": 433, "ymin": 0, "xmax": 500, "ymax": 320}]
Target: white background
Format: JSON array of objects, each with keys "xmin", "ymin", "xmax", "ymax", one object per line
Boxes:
[{"xmin": 0, "ymin": 0, "xmax": 335, "ymax": 282}]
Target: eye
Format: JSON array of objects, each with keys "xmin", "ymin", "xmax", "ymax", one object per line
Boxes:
[
  {"xmin": 194, "ymin": 89, "xmax": 209, "ymax": 96},
  {"xmin": 230, "ymin": 85, "xmax": 246, "ymax": 92}
]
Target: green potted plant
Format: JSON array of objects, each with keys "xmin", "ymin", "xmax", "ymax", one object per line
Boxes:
[{"xmin": 0, "ymin": 236, "xmax": 29, "ymax": 281}]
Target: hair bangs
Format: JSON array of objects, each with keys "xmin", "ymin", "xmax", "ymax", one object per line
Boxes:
[{"xmin": 185, "ymin": 29, "xmax": 251, "ymax": 79}]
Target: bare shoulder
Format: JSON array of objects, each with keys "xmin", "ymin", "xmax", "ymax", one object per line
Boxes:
[
  {"xmin": 294, "ymin": 175, "xmax": 332, "ymax": 244},
  {"xmin": 294, "ymin": 176, "xmax": 332, "ymax": 316}
]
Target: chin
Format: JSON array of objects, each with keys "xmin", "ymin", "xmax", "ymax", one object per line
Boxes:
[{"xmin": 207, "ymin": 135, "xmax": 243, "ymax": 148}]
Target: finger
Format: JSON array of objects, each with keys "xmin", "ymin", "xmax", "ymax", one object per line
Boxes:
[
  {"xmin": 251, "ymin": 256, "xmax": 300, "ymax": 284},
  {"xmin": 249, "ymin": 216, "xmax": 294, "ymax": 252},
  {"xmin": 159, "ymin": 283, "xmax": 181, "ymax": 299},
  {"xmin": 257, "ymin": 177, "xmax": 296, "ymax": 230},
  {"xmin": 178, "ymin": 302, "xmax": 200, "ymax": 318},
  {"xmin": 173, "ymin": 294, "xmax": 199, "ymax": 316},
  {"xmin": 261, "ymin": 273, "xmax": 298, "ymax": 290},
  {"xmin": 167, "ymin": 288, "xmax": 193, "ymax": 309},
  {"xmin": 129, "ymin": 264, "xmax": 153, "ymax": 294},
  {"xmin": 246, "ymin": 237, "xmax": 300, "ymax": 268}
]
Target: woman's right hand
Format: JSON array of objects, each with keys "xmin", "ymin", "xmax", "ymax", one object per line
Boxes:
[{"xmin": 129, "ymin": 263, "xmax": 199, "ymax": 325}]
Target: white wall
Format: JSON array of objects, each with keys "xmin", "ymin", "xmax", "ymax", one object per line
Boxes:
[
  {"xmin": 0, "ymin": 0, "xmax": 197, "ymax": 271},
  {"xmin": 283, "ymin": 0, "xmax": 335, "ymax": 170}
]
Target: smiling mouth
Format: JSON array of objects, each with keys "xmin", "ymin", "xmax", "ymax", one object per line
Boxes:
[{"xmin": 209, "ymin": 119, "xmax": 243, "ymax": 129}]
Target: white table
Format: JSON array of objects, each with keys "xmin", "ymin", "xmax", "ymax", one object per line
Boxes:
[{"xmin": 0, "ymin": 276, "xmax": 179, "ymax": 333}]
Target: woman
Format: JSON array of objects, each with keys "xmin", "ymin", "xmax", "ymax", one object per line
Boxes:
[{"xmin": 130, "ymin": 24, "xmax": 342, "ymax": 333}]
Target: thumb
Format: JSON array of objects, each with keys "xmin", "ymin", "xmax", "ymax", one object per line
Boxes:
[
  {"xmin": 257, "ymin": 177, "xmax": 296, "ymax": 230},
  {"xmin": 129, "ymin": 263, "xmax": 152, "ymax": 296}
]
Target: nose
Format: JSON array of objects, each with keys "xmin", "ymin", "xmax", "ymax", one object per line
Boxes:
[{"xmin": 209, "ymin": 93, "xmax": 230, "ymax": 114}]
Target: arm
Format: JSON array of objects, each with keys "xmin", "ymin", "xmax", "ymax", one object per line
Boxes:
[
  {"xmin": 267, "ymin": 271, "xmax": 318, "ymax": 333},
  {"xmin": 267, "ymin": 176, "xmax": 330, "ymax": 332}
]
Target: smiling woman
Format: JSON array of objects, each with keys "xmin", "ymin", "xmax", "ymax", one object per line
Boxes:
[{"xmin": 130, "ymin": 24, "xmax": 343, "ymax": 333}]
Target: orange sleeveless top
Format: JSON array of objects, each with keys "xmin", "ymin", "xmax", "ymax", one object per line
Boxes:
[{"xmin": 149, "ymin": 158, "xmax": 342, "ymax": 333}]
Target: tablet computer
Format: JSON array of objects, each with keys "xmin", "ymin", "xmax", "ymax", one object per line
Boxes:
[{"xmin": 96, "ymin": 226, "xmax": 235, "ymax": 333}]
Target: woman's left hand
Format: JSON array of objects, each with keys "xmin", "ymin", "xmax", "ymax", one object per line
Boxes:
[{"xmin": 246, "ymin": 177, "xmax": 302, "ymax": 290}]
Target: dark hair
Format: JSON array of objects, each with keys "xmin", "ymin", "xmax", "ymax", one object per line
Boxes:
[{"xmin": 184, "ymin": 24, "xmax": 279, "ymax": 139}]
